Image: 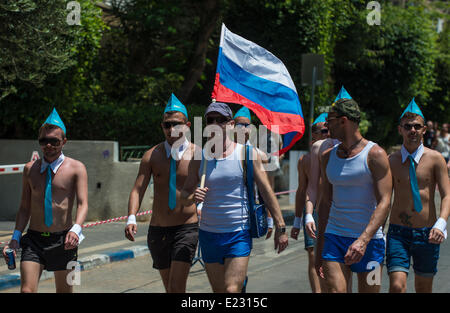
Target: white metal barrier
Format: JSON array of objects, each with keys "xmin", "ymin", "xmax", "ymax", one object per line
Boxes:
[{"xmin": 0, "ymin": 164, "xmax": 25, "ymax": 175}]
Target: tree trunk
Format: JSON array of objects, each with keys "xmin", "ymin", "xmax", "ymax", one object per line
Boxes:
[{"xmin": 177, "ymin": 0, "xmax": 221, "ymax": 103}]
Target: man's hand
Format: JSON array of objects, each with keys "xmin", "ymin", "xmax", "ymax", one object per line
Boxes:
[
  {"xmin": 194, "ymin": 187, "xmax": 209, "ymax": 203},
  {"xmin": 65, "ymin": 232, "xmax": 79, "ymax": 250},
  {"xmin": 265, "ymin": 228, "xmax": 273, "ymax": 240},
  {"xmin": 305, "ymin": 221, "xmax": 317, "ymax": 239},
  {"xmin": 2, "ymin": 240, "xmax": 19, "ymax": 263},
  {"xmin": 274, "ymin": 230, "xmax": 288, "ymax": 254},
  {"xmin": 314, "ymin": 256, "xmax": 324, "ymax": 279},
  {"xmin": 429, "ymin": 228, "xmax": 445, "ymax": 244},
  {"xmin": 344, "ymin": 239, "xmax": 367, "ymax": 265},
  {"xmin": 125, "ymin": 224, "xmax": 137, "ymax": 242},
  {"xmin": 290, "ymin": 227, "xmax": 300, "ymax": 240}
]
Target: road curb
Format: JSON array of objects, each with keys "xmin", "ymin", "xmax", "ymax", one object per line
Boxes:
[{"xmin": 0, "ymin": 245, "xmax": 149, "ymax": 291}]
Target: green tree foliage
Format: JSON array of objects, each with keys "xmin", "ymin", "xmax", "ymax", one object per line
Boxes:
[
  {"xmin": 333, "ymin": 1, "xmax": 441, "ymax": 147},
  {"xmin": 0, "ymin": 0, "xmax": 106, "ymax": 138},
  {"xmin": 0, "ymin": 0, "xmax": 447, "ymax": 151}
]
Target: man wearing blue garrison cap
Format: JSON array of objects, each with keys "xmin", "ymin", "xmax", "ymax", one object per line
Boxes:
[
  {"xmin": 125, "ymin": 93, "xmax": 200, "ymax": 293},
  {"xmin": 2, "ymin": 108, "xmax": 88, "ymax": 293},
  {"xmin": 292, "ymin": 111, "xmax": 329, "ymax": 293},
  {"xmin": 387, "ymin": 98, "xmax": 450, "ymax": 293}
]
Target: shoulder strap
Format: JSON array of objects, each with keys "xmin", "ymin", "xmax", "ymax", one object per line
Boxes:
[{"xmin": 246, "ymin": 145, "xmax": 256, "ymax": 207}]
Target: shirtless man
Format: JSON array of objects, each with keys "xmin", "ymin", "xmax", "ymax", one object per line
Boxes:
[
  {"xmin": 315, "ymin": 99, "xmax": 392, "ymax": 293},
  {"xmin": 291, "ymin": 113, "xmax": 329, "ymax": 293},
  {"xmin": 387, "ymin": 101, "xmax": 450, "ymax": 293},
  {"xmin": 2, "ymin": 108, "xmax": 88, "ymax": 293},
  {"xmin": 124, "ymin": 94, "xmax": 199, "ymax": 293}
]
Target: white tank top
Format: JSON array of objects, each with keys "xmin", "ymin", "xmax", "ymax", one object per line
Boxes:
[
  {"xmin": 325, "ymin": 141, "xmax": 383, "ymax": 239},
  {"xmin": 199, "ymin": 144, "xmax": 249, "ymax": 233}
]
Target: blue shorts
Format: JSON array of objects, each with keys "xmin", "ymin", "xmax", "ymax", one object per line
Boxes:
[
  {"xmin": 199, "ymin": 229, "xmax": 252, "ymax": 265},
  {"xmin": 386, "ymin": 224, "xmax": 440, "ymax": 277},
  {"xmin": 322, "ymin": 233, "xmax": 385, "ymax": 273},
  {"xmin": 303, "ymin": 207, "xmax": 317, "ymax": 250}
]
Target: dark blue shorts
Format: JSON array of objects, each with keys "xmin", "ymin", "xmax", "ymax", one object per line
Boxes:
[
  {"xmin": 386, "ymin": 224, "xmax": 440, "ymax": 277},
  {"xmin": 303, "ymin": 207, "xmax": 317, "ymax": 250},
  {"xmin": 322, "ymin": 233, "xmax": 385, "ymax": 273},
  {"xmin": 199, "ymin": 229, "xmax": 252, "ymax": 265}
]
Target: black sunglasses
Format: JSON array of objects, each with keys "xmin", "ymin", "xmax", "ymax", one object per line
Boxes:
[
  {"xmin": 38, "ymin": 137, "xmax": 61, "ymax": 146},
  {"xmin": 162, "ymin": 121, "xmax": 185, "ymax": 129},
  {"xmin": 236, "ymin": 122, "xmax": 251, "ymax": 128},
  {"xmin": 402, "ymin": 123, "xmax": 424, "ymax": 131},
  {"xmin": 206, "ymin": 116, "xmax": 230, "ymax": 125}
]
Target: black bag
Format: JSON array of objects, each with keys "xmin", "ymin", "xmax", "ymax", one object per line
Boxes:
[{"xmin": 244, "ymin": 144, "xmax": 268, "ymax": 238}]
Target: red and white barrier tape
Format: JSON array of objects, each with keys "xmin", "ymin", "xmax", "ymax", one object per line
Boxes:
[
  {"xmin": 81, "ymin": 210, "xmax": 152, "ymax": 228},
  {"xmin": 0, "ymin": 191, "xmax": 296, "ymax": 245},
  {"xmin": 0, "ymin": 164, "xmax": 25, "ymax": 175}
]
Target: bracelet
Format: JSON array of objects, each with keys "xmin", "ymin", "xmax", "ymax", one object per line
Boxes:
[
  {"xmin": 293, "ymin": 216, "xmax": 302, "ymax": 229},
  {"xmin": 305, "ymin": 213, "xmax": 315, "ymax": 225},
  {"xmin": 11, "ymin": 230, "xmax": 22, "ymax": 244},
  {"xmin": 267, "ymin": 217, "xmax": 274, "ymax": 228},
  {"xmin": 433, "ymin": 217, "xmax": 447, "ymax": 240},
  {"xmin": 69, "ymin": 224, "xmax": 85, "ymax": 244},
  {"xmin": 127, "ymin": 214, "xmax": 137, "ymax": 225}
]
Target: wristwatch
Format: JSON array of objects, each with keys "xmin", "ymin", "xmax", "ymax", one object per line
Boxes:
[{"xmin": 276, "ymin": 226, "xmax": 286, "ymax": 234}]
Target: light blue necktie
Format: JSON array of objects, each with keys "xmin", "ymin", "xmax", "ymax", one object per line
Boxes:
[
  {"xmin": 168, "ymin": 156, "xmax": 176, "ymax": 210},
  {"xmin": 408, "ymin": 155, "xmax": 422, "ymax": 213},
  {"xmin": 44, "ymin": 166, "xmax": 53, "ymax": 227}
]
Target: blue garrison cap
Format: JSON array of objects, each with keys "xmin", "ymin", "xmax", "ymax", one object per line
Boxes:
[
  {"xmin": 233, "ymin": 106, "xmax": 251, "ymax": 120},
  {"xmin": 400, "ymin": 98, "xmax": 425, "ymax": 121},
  {"xmin": 42, "ymin": 108, "xmax": 66, "ymax": 135},
  {"xmin": 164, "ymin": 93, "xmax": 188, "ymax": 119},
  {"xmin": 312, "ymin": 112, "xmax": 328, "ymax": 125},
  {"xmin": 334, "ymin": 86, "xmax": 352, "ymax": 102}
]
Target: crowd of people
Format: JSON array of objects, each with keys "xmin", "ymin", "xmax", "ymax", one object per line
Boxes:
[
  {"xmin": 423, "ymin": 120, "xmax": 450, "ymax": 170},
  {"xmin": 2, "ymin": 93, "xmax": 449, "ymax": 294}
]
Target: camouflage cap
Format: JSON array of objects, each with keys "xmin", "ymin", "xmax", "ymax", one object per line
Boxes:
[{"xmin": 329, "ymin": 98, "xmax": 361, "ymax": 123}]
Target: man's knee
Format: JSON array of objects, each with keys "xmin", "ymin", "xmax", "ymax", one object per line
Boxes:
[
  {"xmin": 225, "ymin": 283, "xmax": 241, "ymax": 293},
  {"xmin": 389, "ymin": 272, "xmax": 407, "ymax": 293},
  {"xmin": 21, "ymin": 285, "xmax": 37, "ymax": 293}
]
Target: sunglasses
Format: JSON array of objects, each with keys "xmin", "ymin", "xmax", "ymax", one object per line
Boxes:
[
  {"xmin": 206, "ymin": 116, "xmax": 230, "ymax": 125},
  {"xmin": 38, "ymin": 137, "xmax": 61, "ymax": 146},
  {"xmin": 162, "ymin": 121, "xmax": 185, "ymax": 129},
  {"xmin": 325, "ymin": 115, "xmax": 342, "ymax": 123},
  {"xmin": 236, "ymin": 123, "xmax": 251, "ymax": 128},
  {"xmin": 402, "ymin": 123, "xmax": 424, "ymax": 131}
]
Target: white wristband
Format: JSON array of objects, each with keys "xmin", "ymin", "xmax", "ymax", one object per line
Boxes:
[
  {"xmin": 432, "ymin": 218, "xmax": 447, "ymax": 240},
  {"xmin": 305, "ymin": 213, "xmax": 315, "ymax": 225},
  {"xmin": 69, "ymin": 224, "xmax": 85, "ymax": 244},
  {"xmin": 267, "ymin": 217, "xmax": 274, "ymax": 228},
  {"xmin": 11, "ymin": 230, "xmax": 22, "ymax": 244},
  {"xmin": 127, "ymin": 214, "xmax": 137, "ymax": 226},
  {"xmin": 293, "ymin": 216, "xmax": 302, "ymax": 229}
]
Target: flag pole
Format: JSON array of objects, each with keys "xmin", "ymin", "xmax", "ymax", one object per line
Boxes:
[{"xmin": 308, "ymin": 66, "xmax": 317, "ymax": 151}]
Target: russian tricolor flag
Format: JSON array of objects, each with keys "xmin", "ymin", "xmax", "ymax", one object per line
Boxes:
[{"xmin": 212, "ymin": 24, "xmax": 305, "ymax": 155}]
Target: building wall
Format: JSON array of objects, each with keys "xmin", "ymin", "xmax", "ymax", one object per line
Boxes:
[{"xmin": 0, "ymin": 140, "xmax": 153, "ymax": 221}]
